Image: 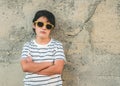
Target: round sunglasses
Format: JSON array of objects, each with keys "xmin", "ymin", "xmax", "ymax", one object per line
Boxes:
[{"xmin": 34, "ymin": 21, "xmax": 54, "ymax": 30}]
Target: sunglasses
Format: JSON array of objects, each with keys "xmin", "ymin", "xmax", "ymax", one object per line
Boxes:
[{"xmin": 34, "ymin": 21, "xmax": 54, "ymax": 30}]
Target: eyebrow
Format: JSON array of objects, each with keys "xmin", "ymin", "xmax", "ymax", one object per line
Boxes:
[{"xmin": 46, "ymin": 20, "xmax": 50, "ymax": 22}]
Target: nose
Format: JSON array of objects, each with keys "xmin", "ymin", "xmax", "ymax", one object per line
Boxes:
[{"xmin": 41, "ymin": 25, "xmax": 46, "ymax": 30}]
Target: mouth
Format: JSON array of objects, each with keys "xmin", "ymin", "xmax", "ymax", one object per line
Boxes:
[{"xmin": 40, "ymin": 31, "xmax": 46, "ymax": 34}]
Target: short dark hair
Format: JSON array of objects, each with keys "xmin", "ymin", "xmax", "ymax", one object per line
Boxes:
[{"xmin": 32, "ymin": 10, "xmax": 56, "ymax": 34}]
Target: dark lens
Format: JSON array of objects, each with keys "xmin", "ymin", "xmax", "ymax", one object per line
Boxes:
[
  {"xmin": 46, "ymin": 24, "xmax": 52, "ymax": 29},
  {"xmin": 37, "ymin": 22, "xmax": 43, "ymax": 27}
]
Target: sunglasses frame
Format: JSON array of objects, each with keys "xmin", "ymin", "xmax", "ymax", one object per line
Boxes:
[{"xmin": 34, "ymin": 21, "xmax": 54, "ymax": 30}]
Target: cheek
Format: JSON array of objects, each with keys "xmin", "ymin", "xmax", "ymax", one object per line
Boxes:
[
  {"xmin": 35, "ymin": 28, "xmax": 40, "ymax": 33},
  {"xmin": 46, "ymin": 30, "xmax": 51, "ymax": 35},
  {"xmin": 35, "ymin": 29, "xmax": 38, "ymax": 34}
]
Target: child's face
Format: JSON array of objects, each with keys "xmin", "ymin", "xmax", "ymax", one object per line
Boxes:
[{"xmin": 33, "ymin": 16, "xmax": 52, "ymax": 39}]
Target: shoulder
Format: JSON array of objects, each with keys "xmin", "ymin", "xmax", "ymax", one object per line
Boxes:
[
  {"xmin": 51, "ymin": 39, "xmax": 63, "ymax": 46},
  {"xmin": 51, "ymin": 39, "xmax": 64, "ymax": 49},
  {"xmin": 23, "ymin": 40, "xmax": 34, "ymax": 47}
]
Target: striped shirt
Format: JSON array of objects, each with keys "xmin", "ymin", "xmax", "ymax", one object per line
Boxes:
[{"xmin": 21, "ymin": 38, "xmax": 66, "ymax": 86}]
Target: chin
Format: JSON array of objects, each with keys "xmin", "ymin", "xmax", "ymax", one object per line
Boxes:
[
  {"xmin": 41, "ymin": 37, "xmax": 47, "ymax": 39},
  {"xmin": 37, "ymin": 35, "xmax": 48, "ymax": 39}
]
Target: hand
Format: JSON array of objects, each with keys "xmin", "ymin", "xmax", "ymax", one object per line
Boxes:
[{"xmin": 26, "ymin": 56, "xmax": 33, "ymax": 63}]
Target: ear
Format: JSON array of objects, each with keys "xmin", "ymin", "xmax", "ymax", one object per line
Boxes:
[{"xmin": 33, "ymin": 23, "xmax": 36, "ymax": 29}]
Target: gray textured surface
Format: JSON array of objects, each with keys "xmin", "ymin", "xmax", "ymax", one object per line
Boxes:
[{"xmin": 0, "ymin": 0, "xmax": 120, "ymax": 86}]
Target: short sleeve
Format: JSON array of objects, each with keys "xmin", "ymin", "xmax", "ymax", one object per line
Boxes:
[
  {"xmin": 21, "ymin": 42, "xmax": 30, "ymax": 59},
  {"xmin": 54, "ymin": 43, "xmax": 66, "ymax": 62}
]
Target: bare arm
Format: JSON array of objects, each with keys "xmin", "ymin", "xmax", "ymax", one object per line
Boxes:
[
  {"xmin": 37, "ymin": 59, "xmax": 65, "ymax": 76},
  {"xmin": 20, "ymin": 56, "xmax": 53, "ymax": 73}
]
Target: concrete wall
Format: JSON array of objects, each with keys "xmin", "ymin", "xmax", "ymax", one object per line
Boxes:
[{"xmin": 0, "ymin": 0, "xmax": 120, "ymax": 86}]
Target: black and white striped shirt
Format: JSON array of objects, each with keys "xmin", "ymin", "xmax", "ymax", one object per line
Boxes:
[{"xmin": 21, "ymin": 38, "xmax": 66, "ymax": 86}]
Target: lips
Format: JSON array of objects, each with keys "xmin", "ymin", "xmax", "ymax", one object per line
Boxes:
[{"xmin": 40, "ymin": 31, "xmax": 46, "ymax": 34}]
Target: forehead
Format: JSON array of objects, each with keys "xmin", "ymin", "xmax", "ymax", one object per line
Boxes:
[{"xmin": 37, "ymin": 16, "xmax": 49, "ymax": 23}]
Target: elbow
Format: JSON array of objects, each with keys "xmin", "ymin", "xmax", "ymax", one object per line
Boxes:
[
  {"xmin": 57, "ymin": 71, "xmax": 62, "ymax": 74},
  {"xmin": 23, "ymin": 68, "xmax": 28, "ymax": 72},
  {"xmin": 58, "ymin": 69, "xmax": 63, "ymax": 74},
  {"xmin": 54, "ymin": 65, "xmax": 64, "ymax": 74},
  {"xmin": 20, "ymin": 60, "xmax": 29, "ymax": 72},
  {"xmin": 22, "ymin": 66, "xmax": 27, "ymax": 72},
  {"xmin": 55, "ymin": 68, "xmax": 63, "ymax": 74},
  {"xmin": 21, "ymin": 64, "xmax": 29, "ymax": 72}
]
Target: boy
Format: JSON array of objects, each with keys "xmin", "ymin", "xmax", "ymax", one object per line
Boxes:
[{"xmin": 20, "ymin": 10, "xmax": 66, "ymax": 86}]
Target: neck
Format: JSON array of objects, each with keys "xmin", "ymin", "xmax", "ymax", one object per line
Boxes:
[{"xmin": 35, "ymin": 36, "xmax": 51, "ymax": 45}]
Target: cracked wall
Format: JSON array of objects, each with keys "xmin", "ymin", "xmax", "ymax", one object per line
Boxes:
[{"xmin": 0, "ymin": 0, "xmax": 120, "ymax": 86}]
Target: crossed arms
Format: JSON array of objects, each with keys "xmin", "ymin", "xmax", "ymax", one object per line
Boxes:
[{"xmin": 20, "ymin": 56, "xmax": 65, "ymax": 76}]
